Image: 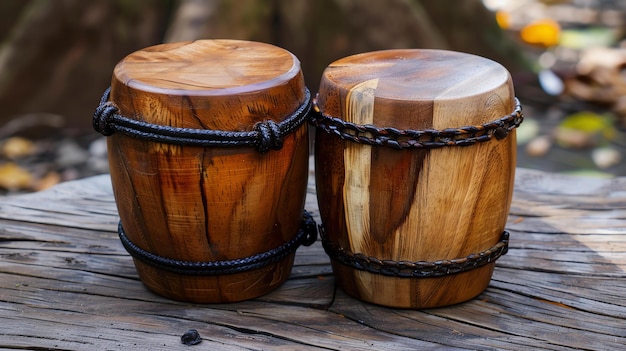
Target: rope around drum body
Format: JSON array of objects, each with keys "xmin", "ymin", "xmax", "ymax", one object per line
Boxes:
[
  {"xmin": 319, "ymin": 226, "xmax": 509, "ymax": 278},
  {"xmin": 118, "ymin": 211, "xmax": 318, "ymax": 276},
  {"xmin": 309, "ymin": 96, "xmax": 523, "ymax": 149},
  {"xmin": 93, "ymin": 87, "xmax": 312, "ymax": 154}
]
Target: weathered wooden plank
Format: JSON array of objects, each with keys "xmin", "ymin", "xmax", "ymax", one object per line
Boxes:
[
  {"xmin": 506, "ymin": 231, "xmax": 626, "ymax": 251},
  {"xmin": 328, "ymin": 290, "xmax": 570, "ymax": 351},
  {"xmin": 0, "ymin": 165, "xmax": 320, "ymax": 230},
  {"xmin": 0, "ymin": 174, "xmax": 118, "ymax": 230},
  {"xmin": 507, "ymin": 216, "xmax": 626, "ymax": 234},
  {"xmin": 0, "ymin": 273, "xmax": 450, "ymax": 350},
  {"xmin": 511, "ymin": 169, "xmax": 626, "ymax": 212},
  {"xmin": 1, "ymin": 164, "xmax": 626, "ymax": 350},
  {"xmin": 256, "ymin": 275, "xmax": 335, "ymax": 307},
  {"xmin": 0, "ymin": 221, "xmax": 330, "ymax": 275},
  {"xmin": 0, "ymin": 247, "xmax": 334, "ymax": 306},
  {"xmin": 510, "ymin": 197, "xmax": 626, "ymax": 216},
  {"xmin": 490, "ymin": 269, "xmax": 626, "ymax": 317},
  {"xmin": 0, "ymin": 294, "xmax": 316, "ymax": 350},
  {"xmin": 514, "ymin": 168, "xmax": 626, "ymax": 197},
  {"xmin": 502, "ymin": 252, "xmax": 626, "ymax": 277},
  {"xmin": 3, "ymin": 228, "xmax": 623, "ymax": 350},
  {"xmin": 2, "ymin": 168, "xmax": 622, "ymax": 230},
  {"xmin": 329, "ymin": 287, "xmax": 626, "ymax": 351}
]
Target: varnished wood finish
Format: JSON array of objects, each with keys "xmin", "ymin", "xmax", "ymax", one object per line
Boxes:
[
  {"xmin": 315, "ymin": 49, "xmax": 516, "ymax": 308},
  {"xmin": 1, "ymin": 164, "xmax": 625, "ymax": 350},
  {"xmin": 107, "ymin": 40, "xmax": 309, "ymax": 302}
]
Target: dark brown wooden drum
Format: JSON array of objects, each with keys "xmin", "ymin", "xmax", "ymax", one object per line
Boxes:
[
  {"xmin": 312, "ymin": 49, "xmax": 522, "ymax": 308},
  {"xmin": 94, "ymin": 40, "xmax": 313, "ymax": 303}
]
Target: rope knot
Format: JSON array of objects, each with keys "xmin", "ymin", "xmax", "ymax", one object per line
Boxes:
[
  {"xmin": 93, "ymin": 102, "xmax": 118, "ymax": 136},
  {"xmin": 93, "ymin": 87, "xmax": 117, "ymax": 136},
  {"xmin": 301, "ymin": 210, "xmax": 318, "ymax": 246},
  {"xmin": 254, "ymin": 119, "xmax": 283, "ymax": 153},
  {"xmin": 494, "ymin": 126, "xmax": 508, "ymax": 140}
]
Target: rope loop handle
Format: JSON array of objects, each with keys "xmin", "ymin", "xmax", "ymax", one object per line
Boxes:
[
  {"xmin": 309, "ymin": 96, "xmax": 523, "ymax": 149},
  {"xmin": 93, "ymin": 87, "xmax": 312, "ymax": 154}
]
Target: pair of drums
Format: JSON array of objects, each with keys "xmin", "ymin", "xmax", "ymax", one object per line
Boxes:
[{"xmin": 95, "ymin": 40, "xmax": 521, "ymax": 308}]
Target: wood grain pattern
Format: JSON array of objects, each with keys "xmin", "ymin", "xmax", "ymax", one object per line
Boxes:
[
  {"xmin": 106, "ymin": 40, "xmax": 309, "ymax": 302},
  {"xmin": 0, "ymin": 163, "xmax": 625, "ymax": 350},
  {"xmin": 314, "ymin": 49, "xmax": 516, "ymax": 308}
]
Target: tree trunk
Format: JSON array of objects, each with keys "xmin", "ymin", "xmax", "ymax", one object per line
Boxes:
[
  {"xmin": 0, "ymin": 0, "xmax": 173, "ymax": 134},
  {"xmin": 165, "ymin": 0, "xmax": 528, "ymax": 94},
  {"xmin": 0, "ymin": 0, "xmax": 527, "ymax": 134}
]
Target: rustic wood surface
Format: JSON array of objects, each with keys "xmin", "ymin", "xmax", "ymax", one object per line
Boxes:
[{"xmin": 1, "ymin": 158, "xmax": 625, "ymax": 350}]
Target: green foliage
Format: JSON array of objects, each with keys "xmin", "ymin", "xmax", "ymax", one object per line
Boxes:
[{"xmin": 559, "ymin": 111, "xmax": 615, "ymax": 138}]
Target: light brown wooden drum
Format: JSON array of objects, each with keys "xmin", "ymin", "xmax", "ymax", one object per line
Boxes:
[
  {"xmin": 103, "ymin": 40, "xmax": 309, "ymax": 303},
  {"xmin": 313, "ymin": 49, "xmax": 519, "ymax": 308}
]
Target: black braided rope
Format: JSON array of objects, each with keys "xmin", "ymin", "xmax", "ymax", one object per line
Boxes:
[
  {"xmin": 93, "ymin": 87, "xmax": 312, "ymax": 154},
  {"xmin": 309, "ymin": 98, "xmax": 523, "ymax": 149},
  {"xmin": 319, "ymin": 225, "xmax": 509, "ymax": 278},
  {"xmin": 118, "ymin": 210, "xmax": 318, "ymax": 276}
]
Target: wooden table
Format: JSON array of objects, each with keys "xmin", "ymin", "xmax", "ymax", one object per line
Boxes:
[{"xmin": 1, "ymin": 159, "xmax": 625, "ymax": 350}]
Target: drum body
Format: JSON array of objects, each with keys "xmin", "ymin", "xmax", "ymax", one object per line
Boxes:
[
  {"xmin": 99, "ymin": 40, "xmax": 310, "ymax": 303},
  {"xmin": 313, "ymin": 49, "xmax": 521, "ymax": 308}
]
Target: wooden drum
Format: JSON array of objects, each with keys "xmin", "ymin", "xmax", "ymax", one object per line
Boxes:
[
  {"xmin": 312, "ymin": 49, "xmax": 523, "ymax": 308},
  {"xmin": 93, "ymin": 40, "xmax": 314, "ymax": 303}
]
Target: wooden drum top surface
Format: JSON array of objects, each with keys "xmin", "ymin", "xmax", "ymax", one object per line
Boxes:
[
  {"xmin": 113, "ymin": 39, "xmax": 301, "ymax": 96},
  {"xmin": 317, "ymin": 49, "xmax": 515, "ymax": 130},
  {"xmin": 320, "ymin": 49, "xmax": 511, "ymax": 101}
]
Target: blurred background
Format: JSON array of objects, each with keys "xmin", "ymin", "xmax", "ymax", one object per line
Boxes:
[{"xmin": 0, "ymin": 0, "xmax": 625, "ymax": 194}]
